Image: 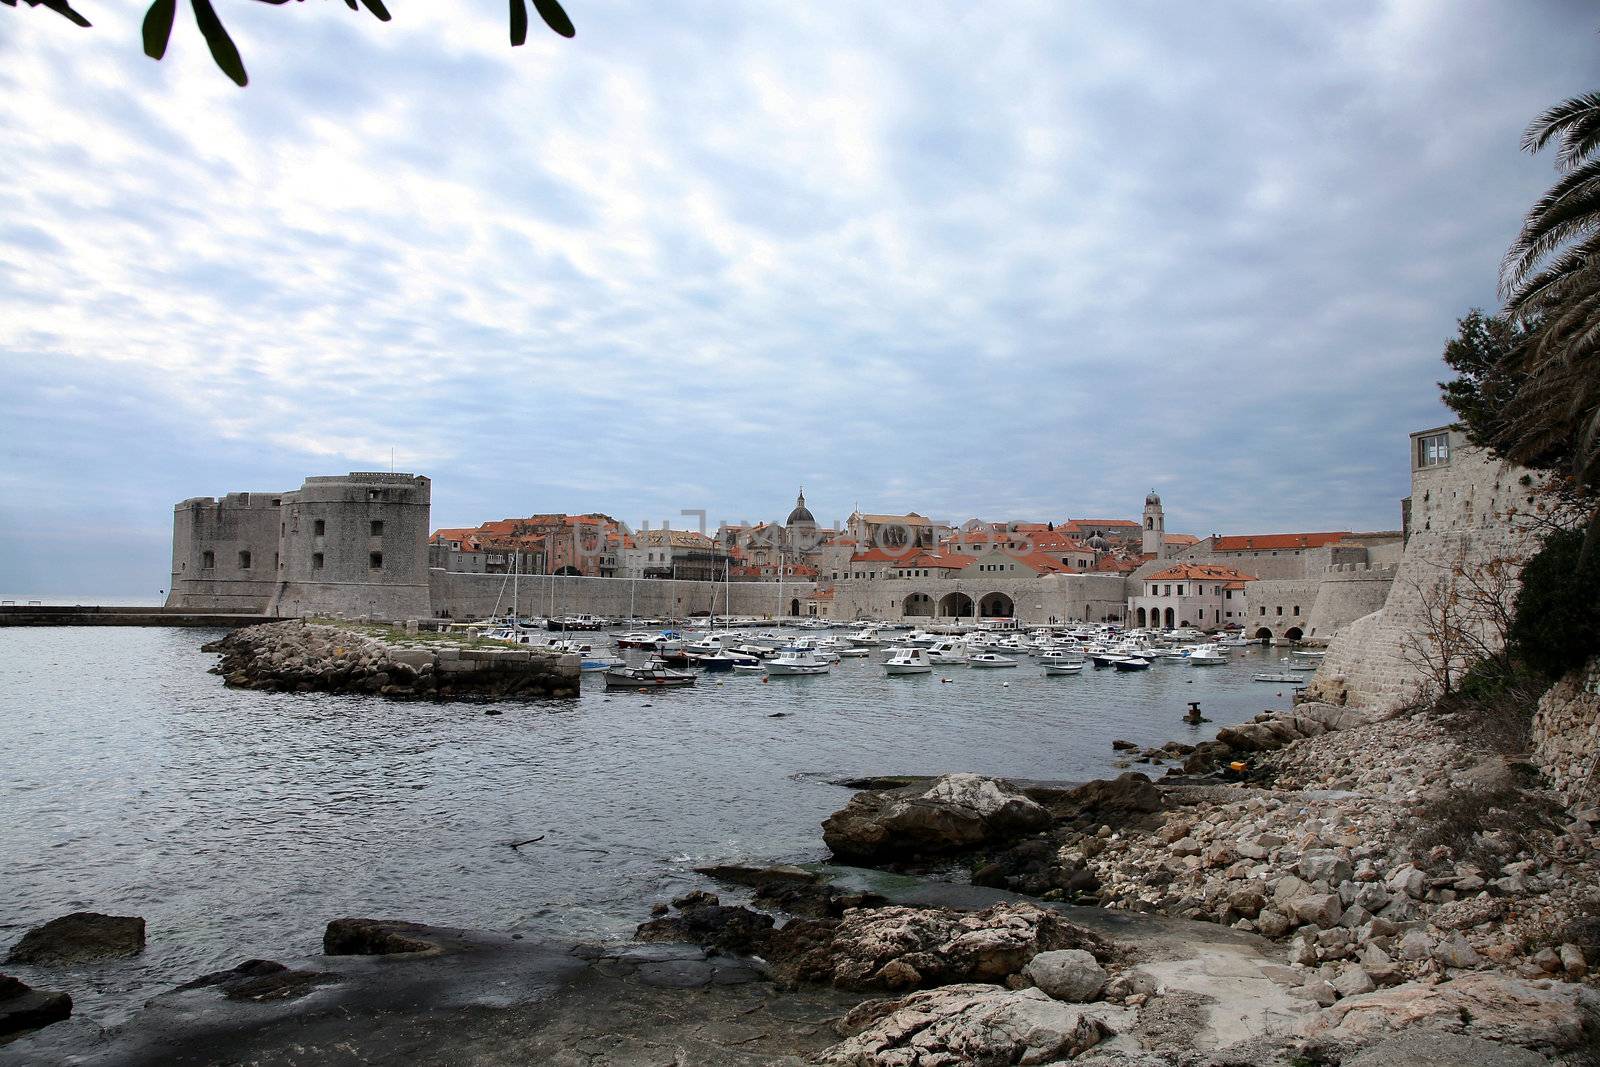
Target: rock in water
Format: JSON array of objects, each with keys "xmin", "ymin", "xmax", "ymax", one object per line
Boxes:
[
  {"xmin": 0, "ymin": 974, "xmax": 72, "ymax": 1037},
  {"xmin": 6, "ymin": 912, "xmax": 145, "ymax": 965},
  {"xmin": 323, "ymin": 918, "xmax": 438, "ymax": 956},
  {"xmin": 821, "ymin": 773, "xmax": 1050, "ymax": 861},
  {"xmin": 814, "ymin": 984, "xmax": 1120, "ymax": 1065}
]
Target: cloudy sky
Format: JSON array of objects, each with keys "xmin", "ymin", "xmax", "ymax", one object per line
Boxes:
[{"xmin": 1, "ymin": 1, "xmax": 1594, "ymax": 595}]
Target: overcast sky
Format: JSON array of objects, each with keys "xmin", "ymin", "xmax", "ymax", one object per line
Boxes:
[{"xmin": 1, "ymin": 2, "xmax": 1594, "ymax": 595}]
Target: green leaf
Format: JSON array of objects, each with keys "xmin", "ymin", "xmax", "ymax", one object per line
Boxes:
[
  {"xmin": 509, "ymin": 0, "xmax": 528, "ymax": 46},
  {"xmin": 142, "ymin": 0, "xmax": 177, "ymax": 59},
  {"xmin": 532, "ymin": 0, "xmax": 574, "ymax": 38},
  {"xmin": 190, "ymin": 0, "xmax": 247, "ymax": 86}
]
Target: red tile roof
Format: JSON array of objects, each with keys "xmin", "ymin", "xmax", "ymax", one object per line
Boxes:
[
  {"xmin": 1212, "ymin": 532, "xmax": 1351, "ymax": 552},
  {"xmin": 896, "ymin": 551, "xmax": 976, "ymax": 571},
  {"xmin": 1145, "ymin": 563, "xmax": 1258, "ymax": 583}
]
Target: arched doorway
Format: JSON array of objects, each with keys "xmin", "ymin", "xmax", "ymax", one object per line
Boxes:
[
  {"xmin": 789, "ymin": 598, "xmax": 800, "ymax": 617},
  {"xmin": 938, "ymin": 591, "xmax": 974, "ymax": 618},
  {"xmin": 554, "ymin": 565, "xmax": 581, "ymax": 576},
  {"xmin": 1163, "ymin": 607, "xmax": 1175, "ymax": 629},
  {"xmin": 978, "ymin": 592, "xmax": 1013, "ymax": 618},
  {"xmin": 903, "ymin": 592, "xmax": 934, "ymax": 617},
  {"xmin": 1284, "ymin": 626, "xmax": 1304, "ymax": 642},
  {"xmin": 1254, "ymin": 627, "xmax": 1273, "ymax": 642},
  {"xmin": 1136, "ymin": 607, "xmax": 1147, "ymax": 628}
]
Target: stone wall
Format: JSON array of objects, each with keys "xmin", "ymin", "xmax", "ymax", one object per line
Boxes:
[
  {"xmin": 1242, "ymin": 578, "xmax": 1324, "ymax": 642},
  {"xmin": 829, "ymin": 573, "xmax": 1128, "ymax": 625},
  {"xmin": 1304, "ymin": 434, "xmax": 1544, "ymax": 711},
  {"xmin": 167, "ymin": 492, "xmax": 285, "ymax": 612},
  {"xmin": 1531, "ymin": 657, "xmax": 1600, "ymax": 803},
  {"xmin": 1304, "ymin": 565, "xmax": 1398, "ymax": 644},
  {"xmin": 429, "ymin": 570, "xmax": 819, "ymax": 621}
]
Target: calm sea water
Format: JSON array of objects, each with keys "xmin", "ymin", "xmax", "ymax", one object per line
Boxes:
[{"xmin": 0, "ymin": 627, "xmax": 1296, "ymax": 1023}]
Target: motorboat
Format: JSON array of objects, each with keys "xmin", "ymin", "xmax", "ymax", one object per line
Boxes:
[
  {"xmin": 1186, "ymin": 645, "xmax": 1227, "ymax": 666},
  {"xmin": 695, "ymin": 652, "xmax": 736, "ymax": 673},
  {"xmin": 847, "ymin": 627, "xmax": 885, "ymax": 647},
  {"xmin": 685, "ymin": 634, "xmax": 738, "ymax": 656},
  {"xmin": 884, "ymin": 648, "xmax": 934, "ymax": 675},
  {"xmin": 731, "ymin": 662, "xmax": 766, "ymax": 675},
  {"xmin": 1253, "ymin": 671, "xmax": 1302, "ymax": 683},
  {"xmin": 603, "ymin": 659, "xmax": 696, "ymax": 688},
  {"xmin": 1113, "ymin": 657, "xmax": 1152, "ymax": 671},
  {"xmin": 764, "ymin": 649, "xmax": 832, "ymax": 676},
  {"xmin": 836, "ymin": 646, "xmax": 872, "ymax": 658},
  {"xmin": 1043, "ymin": 661, "xmax": 1084, "ymax": 676},
  {"xmin": 924, "ymin": 639, "xmax": 972, "ymax": 665},
  {"xmin": 968, "ymin": 653, "xmax": 1019, "ymax": 669}
]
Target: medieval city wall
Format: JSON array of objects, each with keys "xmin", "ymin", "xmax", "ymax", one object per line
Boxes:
[
  {"xmin": 1304, "ymin": 564, "xmax": 1398, "ymax": 642},
  {"xmin": 166, "ymin": 492, "xmax": 286, "ymax": 613},
  {"xmin": 828, "ymin": 573, "xmax": 1128, "ymax": 625},
  {"xmin": 428, "ymin": 570, "xmax": 820, "ymax": 621},
  {"xmin": 1305, "ymin": 439, "xmax": 1543, "ymax": 710}
]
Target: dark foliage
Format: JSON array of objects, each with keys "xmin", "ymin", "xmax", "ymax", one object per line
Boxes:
[
  {"xmin": 7, "ymin": 0, "xmax": 574, "ymax": 86},
  {"xmin": 1507, "ymin": 528, "xmax": 1600, "ymax": 680}
]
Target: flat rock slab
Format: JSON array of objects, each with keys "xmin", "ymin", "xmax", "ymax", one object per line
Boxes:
[{"xmin": 0, "ymin": 975, "xmax": 72, "ymax": 1038}]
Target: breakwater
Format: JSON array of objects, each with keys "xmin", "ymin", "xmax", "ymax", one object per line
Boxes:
[
  {"xmin": 0, "ymin": 605, "xmax": 281, "ymax": 628},
  {"xmin": 212, "ymin": 620, "xmax": 581, "ymax": 700}
]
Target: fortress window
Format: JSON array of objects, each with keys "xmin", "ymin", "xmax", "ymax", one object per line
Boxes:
[
  {"xmin": 1417, "ymin": 432, "xmax": 1450, "ymax": 468},
  {"xmin": 370, "ymin": 552, "xmax": 384, "ymax": 570},
  {"xmin": 313, "ymin": 553, "xmax": 324, "ymax": 570},
  {"xmin": 201, "ymin": 550, "xmax": 214, "ymax": 569},
  {"xmin": 1276, "ymin": 606, "xmax": 1283, "ymax": 616},
  {"xmin": 314, "ymin": 519, "xmax": 326, "ymax": 536},
  {"xmin": 1294, "ymin": 605, "xmax": 1301, "ymax": 615},
  {"xmin": 238, "ymin": 551, "xmax": 251, "ymax": 570},
  {"xmin": 370, "ymin": 520, "xmax": 384, "ymax": 537}
]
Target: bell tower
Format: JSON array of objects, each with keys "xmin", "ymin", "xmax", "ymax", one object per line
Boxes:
[{"xmin": 1142, "ymin": 490, "xmax": 1165, "ymax": 558}]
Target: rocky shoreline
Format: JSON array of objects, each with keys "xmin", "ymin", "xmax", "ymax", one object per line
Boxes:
[{"xmin": 207, "ymin": 619, "xmax": 581, "ymax": 700}]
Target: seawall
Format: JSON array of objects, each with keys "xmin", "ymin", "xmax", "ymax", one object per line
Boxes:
[{"xmin": 0, "ymin": 605, "xmax": 283, "ymax": 628}]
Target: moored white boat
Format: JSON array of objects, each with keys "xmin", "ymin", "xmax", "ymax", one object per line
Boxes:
[
  {"xmin": 763, "ymin": 649, "xmax": 832, "ymax": 676},
  {"xmin": 1043, "ymin": 661, "xmax": 1084, "ymax": 675},
  {"xmin": 967, "ymin": 653, "xmax": 1019, "ymax": 669},
  {"xmin": 884, "ymin": 648, "xmax": 933, "ymax": 675}
]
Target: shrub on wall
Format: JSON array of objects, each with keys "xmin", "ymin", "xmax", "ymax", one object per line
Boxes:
[{"xmin": 1509, "ymin": 529, "xmax": 1600, "ymax": 681}]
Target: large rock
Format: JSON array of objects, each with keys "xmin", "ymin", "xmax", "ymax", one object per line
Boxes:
[
  {"xmin": 635, "ymin": 904, "xmax": 775, "ymax": 956},
  {"xmin": 1022, "ymin": 949, "xmax": 1106, "ymax": 1002},
  {"xmin": 0, "ymin": 973, "xmax": 71, "ymax": 1037},
  {"xmin": 323, "ymin": 918, "xmax": 439, "ymax": 956},
  {"xmin": 176, "ymin": 959, "xmax": 337, "ymax": 1002},
  {"xmin": 813, "ymin": 984, "xmax": 1121, "ymax": 1066},
  {"xmin": 1342, "ymin": 1031, "xmax": 1549, "ymax": 1067},
  {"xmin": 822, "ymin": 774, "xmax": 1051, "ymax": 862},
  {"xmin": 6, "ymin": 912, "xmax": 145, "ymax": 965},
  {"xmin": 1300, "ymin": 972, "xmax": 1600, "ymax": 1053},
  {"xmin": 773, "ymin": 902, "xmax": 1108, "ymax": 991},
  {"xmin": 1056, "ymin": 773, "xmax": 1162, "ymax": 818}
]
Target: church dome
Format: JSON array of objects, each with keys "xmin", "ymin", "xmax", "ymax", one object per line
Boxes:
[
  {"xmin": 786, "ymin": 489, "xmax": 815, "ymax": 527},
  {"xmin": 1088, "ymin": 533, "xmax": 1109, "ymax": 551},
  {"xmin": 1146, "ymin": 489, "xmax": 1162, "ymax": 506}
]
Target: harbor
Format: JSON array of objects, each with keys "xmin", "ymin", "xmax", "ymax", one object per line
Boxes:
[{"xmin": 0, "ymin": 624, "xmax": 1286, "ymax": 1028}]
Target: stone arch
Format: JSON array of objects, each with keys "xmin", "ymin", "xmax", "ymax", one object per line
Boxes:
[
  {"xmin": 553, "ymin": 565, "xmax": 581, "ymax": 576},
  {"xmin": 903, "ymin": 592, "xmax": 934, "ymax": 617},
  {"xmin": 1136, "ymin": 606, "xmax": 1147, "ymax": 628},
  {"xmin": 1254, "ymin": 627, "xmax": 1274, "ymax": 642},
  {"xmin": 1284, "ymin": 626, "xmax": 1304, "ymax": 642},
  {"xmin": 790, "ymin": 598, "xmax": 800, "ymax": 617},
  {"xmin": 1163, "ymin": 607, "xmax": 1175, "ymax": 629},
  {"xmin": 938, "ymin": 591, "xmax": 974, "ymax": 618},
  {"xmin": 978, "ymin": 592, "xmax": 1013, "ymax": 618}
]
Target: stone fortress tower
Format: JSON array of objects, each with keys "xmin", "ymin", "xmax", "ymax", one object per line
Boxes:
[
  {"xmin": 167, "ymin": 472, "xmax": 431, "ymax": 620},
  {"xmin": 1142, "ymin": 490, "xmax": 1166, "ymax": 559}
]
